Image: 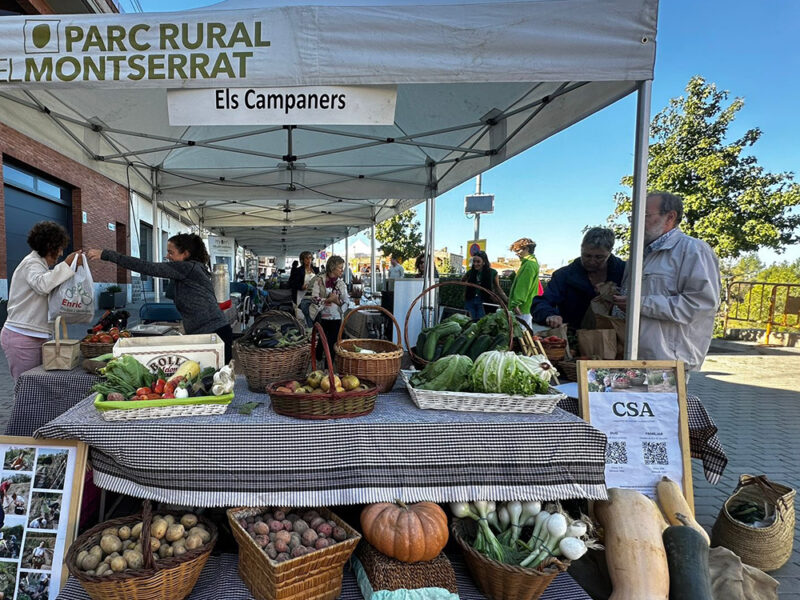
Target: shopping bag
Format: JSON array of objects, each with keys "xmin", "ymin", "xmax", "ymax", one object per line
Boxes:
[
  {"xmin": 580, "ymin": 281, "xmax": 619, "ymax": 329},
  {"xmin": 576, "ymin": 329, "xmax": 616, "ymax": 360},
  {"xmin": 595, "ymin": 314, "xmax": 627, "ymax": 360},
  {"xmin": 48, "ymin": 254, "xmax": 95, "ymax": 323},
  {"xmin": 42, "ymin": 316, "xmax": 81, "ymax": 370}
]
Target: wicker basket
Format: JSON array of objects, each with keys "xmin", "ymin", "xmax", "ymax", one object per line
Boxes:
[
  {"xmin": 400, "ymin": 371, "xmax": 563, "ymax": 414},
  {"xmin": 335, "ymin": 305, "xmax": 403, "ymax": 392},
  {"xmin": 451, "ymin": 519, "xmax": 566, "ymax": 600},
  {"xmin": 404, "ymin": 281, "xmax": 513, "ymax": 367},
  {"xmin": 234, "ymin": 310, "xmax": 311, "ymax": 392},
  {"xmin": 711, "ymin": 474, "xmax": 796, "ymax": 572},
  {"xmin": 268, "ymin": 323, "xmax": 379, "ymax": 419},
  {"xmin": 556, "ymin": 361, "xmax": 578, "ymax": 382},
  {"xmin": 81, "ymin": 341, "xmax": 115, "ymax": 358},
  {"xmin": 65, "ymin": 501, "xmax": 217, "ymax": 600},
  {"xmin": 355, "ymin": 541, "xmax": 458, "ymax": 593},
  {"xmin": 541, "ymin": 345, "xmax": 566, "ymax": 362},
  {"xmin": 227, "ymin": 506, "xmax": 361, "ymax": 600},
  {"xmin": 93, "ymin": 392, "xmax": 234, "ymax": 421}
]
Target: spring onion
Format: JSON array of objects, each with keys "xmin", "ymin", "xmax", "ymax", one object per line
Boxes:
[{"xmin": 522, "ymin": 512, "xmax": 567, "ymax": 568}]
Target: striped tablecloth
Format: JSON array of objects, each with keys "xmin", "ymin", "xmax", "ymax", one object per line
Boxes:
[
  {"xmin": 56, "ymin": 552, "xmax": 592, "ymax": 600},
  {"xmin": 5, "ymin": 366, "xmax": 99, "ymax": 436},
  {"xmin": 37, "ymin": 377, "xmax": 608, "ymax": 507}
]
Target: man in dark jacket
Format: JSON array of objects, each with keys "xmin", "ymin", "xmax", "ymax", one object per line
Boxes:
[{"xmin": 531, "ymin": 227, "xmax": 625, "ymax": 329}]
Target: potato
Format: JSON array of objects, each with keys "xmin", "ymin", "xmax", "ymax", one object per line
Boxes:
[
  {"xmin": 95, "ymin": 563, "xmax": 110, "ymax": 576},
  {"xmin": 185, "ymin": 534, "xmax": 204, "ymax": 550},
  {"xmin": 173, "ymin": 544, "xmax": 187, "ymax": 557},
  {"xmin": 102, "ymin": 527, "xmax": 119, "ymax": 538},
  {"xmin": 165, "ymin": 524, "xmax": 185, "ymax": 542},
  {"xmin": 76, "ymin": 550, "xmax": 89, "ymax": 566},
  {"xmin": 180, "ymin": 514, "xmax": 198, "ymax": 528},
  {"xmin": 163, "ymin": 515, "xmax": 176, "ymax": 525},
  {"xmin": 89, "ymin": 544, "xmax": 104, "ymax": 558},
  {"xmin": 253, "ymin": 521, "xmax": 269, "ymax": 536},
  {"xmin": 82, "ymin": 554, "xmax": 101, "ymax": 571},
  {"xmin": 126, "ymin": 541, "xmax": 137, "ymax": 550},
  {"xmin": 117, "ymin": 525, "xmax": 131, "ymax": 541},
  {"xmin": 124, "ymin": 549, "xmax": 145, "ymax": 569},
  {"xmin": 131, "ymin": 522, "xmax": 143, "ymax": 539},
  {"xmin": 158, "ymin": 544, "xmax": 174, "ymax": 559},
  {"xmin": 110, "ymin": 556, "xmax": 127, "ymax": 573},
  {"xmin": 150, "ymin": 519, "xmax": 168, "ymax": 540},
  {"xmin": 100, "ymin": 534, "xmax": 123, "ymax": 554},
  {"xmin": 172, "ymin": 538, "xmax": 186, "ymax": 550},
  {"xmin": 85, "ymin": 570, "xmax": 96, "ymax": 576},
  {"xmin": 188, "ymin": 527, "xmax": 211, "ymax": 544}
]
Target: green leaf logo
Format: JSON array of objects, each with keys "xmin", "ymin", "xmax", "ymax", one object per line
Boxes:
[{"xmin": 32, "ymin": 24, "xmax": 51, "ymax": 48}]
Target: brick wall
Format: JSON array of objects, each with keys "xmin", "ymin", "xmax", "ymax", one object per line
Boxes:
[{"xmin": 0, "ymin": 122, "xmax": 130, "ymax": 284}]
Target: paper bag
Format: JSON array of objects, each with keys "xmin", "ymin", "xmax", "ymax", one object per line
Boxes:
[
  {"xmin": 48, "ymin": 254, "xmax": 95, "ymax": 323},
  {"xmin": 595, "ymin": 314, "xmax": 626, "ymax": 360},
  {"xmin": 576, "ymin": 329, "xmax": 617, "ymax": 360},
  {"xmin": 580, "ymin": 280, "xmax": 619, "ymax": 329},
  {"xmin": 42, "ymin": 316, "xmax": 81, "ymax": 370}
]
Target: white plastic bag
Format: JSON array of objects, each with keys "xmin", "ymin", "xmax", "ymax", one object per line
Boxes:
[{"xmin": 48, "ymin": 254, "xmax": 95, "ymax": 323}]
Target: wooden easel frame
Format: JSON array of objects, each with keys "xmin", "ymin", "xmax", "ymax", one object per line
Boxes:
[
  {"xmin": 0, "ymin": 436, "xmax": 88, "ymax": 592},
  {"xmin": 576, "ymin": 360, "xmax": 694, "ymax": 512}
]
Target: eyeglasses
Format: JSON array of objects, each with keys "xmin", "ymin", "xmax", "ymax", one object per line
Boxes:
[
  {"xmin": 627, "ymin": 211, "xmax": 666, "ymax": 222},
  {"xmin": 581, "ymin": 253, "xmax": 610, "ymax": 261}
]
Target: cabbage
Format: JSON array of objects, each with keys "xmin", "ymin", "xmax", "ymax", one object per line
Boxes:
[
  {"xmin": 411, "ymin": 354, "xmax": 474, "ymax": 391},
  {"xmin": 471, "ymin": 351, "xmax": 550, "ymax": 395}
]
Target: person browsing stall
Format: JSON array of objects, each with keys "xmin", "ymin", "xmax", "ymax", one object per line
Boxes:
[
  {"xmin": 532, "ymin": 227, "xmax": 626, "ymax": 329},
  {"xmin": 87, "ymin": 233, "xmax": 233, "ymax": 362},
  {"xmin": 288, "ymin": 251, "xmax": 319, "ymax": 327},
  {"xmin": 461, "ymin": 251, "xmax": 508, "ymax": 320},
  {"xmin": 387, "ymin": 256, "xmax": 405, "ymax": 279},
  {"xmin": 0, "ymin": 222, "xmax": 85, "ymax": 379},
  {"xmin": 507, "ymin": 238, "xmax": 540, "ymax": 326},
  {"xmin": 612, "ymin": 192, "xmax": 720, "ymax": 372},
  {"xmin": 308, "ymin": 255, "xmax": 349, "ymax": 359}
]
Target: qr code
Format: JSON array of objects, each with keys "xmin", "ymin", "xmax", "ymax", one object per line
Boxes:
[
  {"xmin": 643, "ymin": 441, "xmax": 669, "ymax": 465},
  {"xmin": 606, "ymin": 441, "xmax": 628, "ymax": 464}
]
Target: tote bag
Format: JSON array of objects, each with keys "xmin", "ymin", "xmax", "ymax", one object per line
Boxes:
[
  {"xmin": 48, "ymin": 254, "xmax": 95, "ymax": 323},
  {"xmin": 42, "ymin": 316, "xmax": 81, "ymax": 371}
]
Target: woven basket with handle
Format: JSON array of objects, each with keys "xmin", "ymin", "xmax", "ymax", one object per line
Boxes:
[
  {"xmin": 711, "ymin": 474, "xmax": 796, "ymax": 572},
  {"xmin": 65, "ymin": 500, "xmax": 217, "ymax": 600},
  {"xmin": 404, "ymin": 280, "xmax": 513, "ymax": 369},
  {"xmin": 234, "ymin": 310, "xmax": 311, "ymax": 392},
  {"xmin": 80, "ymin": 341, "xmax": 115, "ymax": 359},
  {"xmin": 335, "ymin": 305, "xmax": 403, "ymax": 392},
  {"xmin": 268, "ymin": 322, "xmax": 379, "ymax": 420},
  {"xmin": 451, "ymin": 519, "xmax": 566, "ymax": 600}
]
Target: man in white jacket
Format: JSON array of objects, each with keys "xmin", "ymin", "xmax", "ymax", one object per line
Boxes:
[{"xmin": 614, "ymin": 192, "xmax": 721, "ymax": 373}]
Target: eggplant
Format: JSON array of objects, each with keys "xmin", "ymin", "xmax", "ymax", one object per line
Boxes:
[{"xmin": 256, "ymin": 337, "xmax": 280, "ymax": 348}]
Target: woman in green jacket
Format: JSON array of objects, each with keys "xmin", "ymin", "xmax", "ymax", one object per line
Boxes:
[{"xmin": 507, "ymin": 237, "xmax": 539, "ymax": 326}]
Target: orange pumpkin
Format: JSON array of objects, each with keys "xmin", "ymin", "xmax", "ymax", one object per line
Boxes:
[{"xmin": 360, "ymin": 500, "xmax": 449, "ymax": 563}]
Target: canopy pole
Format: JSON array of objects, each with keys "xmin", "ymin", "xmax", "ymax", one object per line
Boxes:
[
  {"xmin": 344, "ymin": 228, "xmax": 350, "ymax": 285},
  {"xmin": 370, "ymin": 212, "xmax": 377, "ymax": 294},
  {"xmin": 151, "ymin": 168, "xmax": 161, "ymax": 303},
  {"xmin": 625, "ymin": 79, "xmax": 652, "ymax": 359},
  {"xmin": 424, "ymin": 196, "xmax": 436, "ymax": 325}
]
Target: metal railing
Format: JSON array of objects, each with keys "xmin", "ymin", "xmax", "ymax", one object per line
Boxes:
[{"xmin": 724, "ymin": 281, "xmax": 800, "ymax": 338}]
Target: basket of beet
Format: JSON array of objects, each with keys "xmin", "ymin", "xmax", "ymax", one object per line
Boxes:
[{"xmin": 227, "ymin": 506, "xmax": 360, "ymax": 600}]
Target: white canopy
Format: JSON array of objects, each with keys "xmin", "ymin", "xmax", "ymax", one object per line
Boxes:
[{"xmin": 0, "ymin": 0, "xmax": 658, "ymax": 257}]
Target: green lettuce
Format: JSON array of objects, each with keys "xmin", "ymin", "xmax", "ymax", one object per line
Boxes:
[
  {"xmin": 410, "ymin": 354, "xmax": 474, "ymax": 391},
  {"xmin": 471, "ymin": 351, "xmax": 549, "ymax": 395}
]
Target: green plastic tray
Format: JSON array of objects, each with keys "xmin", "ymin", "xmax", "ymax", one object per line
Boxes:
[{"xmin": 94, "ymin": 392, "xmax": 234, "ymax": 411}]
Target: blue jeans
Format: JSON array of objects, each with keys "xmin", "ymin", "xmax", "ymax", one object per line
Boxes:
[
  {"xmin": 299, "ymin": 298, "xmax": 313, "ymax": 327},
  {"xmin": 465, "ymin": 296, "xmax": 486, "ymax": 321}
]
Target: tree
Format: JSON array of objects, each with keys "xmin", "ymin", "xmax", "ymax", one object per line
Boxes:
[
  {"xmin": 375, "ymin": 209, "xmax": 424, "ymax": 262},
  {"xmin": 608, "ymin": 76, "xmax": 800, "ymax": 259}
]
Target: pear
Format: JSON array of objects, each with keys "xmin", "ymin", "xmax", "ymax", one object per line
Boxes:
[
  {"xmin": 319, "ymin": 377, "xmax": 331, "ymax": 392},
  {"xmin": 306, "ymin": 370, "xmax": 325, "ymax": 388},
  {"xmin": 341, "ymin": 375, "xmax": 360, "ymax": 391}
]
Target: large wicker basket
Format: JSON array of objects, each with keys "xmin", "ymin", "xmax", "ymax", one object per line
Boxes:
[
  {"xmin": 234, "ymin": 310, "xmax": 311, "ymax": 392},
  {"xmin": 335, "ymin": 305, "xmax": 403, "ymax": 392},
  {"xmin": 227, "ymin": 505, "xmax": 361, "ymax": 600},
  {"xmin": 65, "ymin": 501, "xmax": 217, "ymax": 600},
  {"xmin": 451, "ymin": 519, "xmax": 567, "ymax": 600},
  {"xmin": 355, "ymin": 540, "xmax": 458, "ymax": 593},
  {"xmin": 711, "ymin": 474, "xmax": 796, "ymax": 572},
  {"xmin": 404, "ymin": 280, "xmax": 513, "ymax": 367},
  {"xmin": 81, "ymin": 341, "xmax": 115, "ymax": 359},
  {"xmin": 268, "ymin": 323, "xmax": 379, "ymax": 420}
]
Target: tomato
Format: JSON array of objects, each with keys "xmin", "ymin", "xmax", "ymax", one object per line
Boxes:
[
  {"xmin": 98, "ymin": 334, "xmax": 114, "ymax": 344},
  {"xmin": 153, "ymin": 379, "xmax": 166, "ymax": 394},
  {"xmin": 145, "ymin": 393, "xmax": 162, "ymax": 400},
  {"xmin": 162, "ymin": 392, "xmax": 175, "ymax": 399},
  {"xmin": 89, "ymin": 335, "xmax": 101, "ymax": 343},
  {"xmin": 135, "ymin": 387, "xmax": 152, "ymax": 396}
]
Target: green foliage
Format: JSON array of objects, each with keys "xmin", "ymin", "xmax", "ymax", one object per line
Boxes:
[
  {"xmin": 721, "ymin": 253, "xmax": 765, "ymax": 281},
  {"xmin": 723, "ymin": 258, "xmax": 800, "ymax": 333},
  {"xmin": 608, "ymin": 76, "xmax": 800, "ymax": 259},
  {"xmin": 375, "ymin": 209, "xmax": 424, "ymax": 263}
]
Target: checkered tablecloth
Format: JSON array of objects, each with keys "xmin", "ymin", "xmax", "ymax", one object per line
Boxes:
[
  {"xmin": 5, "ymin": 366, "xmax": 99, "ymax": 437},
  {"xmin": 56, "ymin": 552, "xmax": 592, "ymax": 600},
  {"xmin": 557, "ymin": 395, "xmax": 728, "ymax": 485},
  {"xmin": 37, "ymin": 377, "xmax": 608, "ymax": 507}
]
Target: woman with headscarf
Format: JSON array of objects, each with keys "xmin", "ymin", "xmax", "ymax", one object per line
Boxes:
[
  {"xmin": 507, "ymin": 237, "xmax": 540, "ymax": 326},
  {"xmin": 308, "ymin": 255, "xmax": 349, "ymax": 359},
  {"xmin": 461, "ymin": 251, "xmax": 508, "ymax": 320},
  {"xmin": 288, "ymin": 251, "xmax": 319, "ymax": 326}
]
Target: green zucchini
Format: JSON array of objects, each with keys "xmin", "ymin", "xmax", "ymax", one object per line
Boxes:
[
  {"xmin": 440, "ymin": 334, "xmax": 458, "ymax": 356},
  {"xmin": 663, "ymin": 525, "xmax": 713, "ymax": 600},
  {"xmin": 444, "ymin": 334, "xmax": 467, "ymax": 356},
  {"xmin": 415, "ymin": 331, "xmax": 428, "ymax": 358},
  {"xmin": 490, "ymin": 332, "xmax": 508, "ymax": 351},
  {"xmin": 469, "ymin": 334, "xmax": 492, "ymax": 360}
]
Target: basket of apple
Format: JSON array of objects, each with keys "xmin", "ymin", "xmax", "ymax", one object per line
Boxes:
[{"xmin": 81, "ymin": 327, "xmax": 132, "ymax": 358}]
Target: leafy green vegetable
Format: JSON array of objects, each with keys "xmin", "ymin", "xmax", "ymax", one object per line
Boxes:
[
  {"xmin": 238, "ymin": 401, "xmax": 263, "ymax": 415},
  {"xmin": 410, "ymin": 355, "xmax": 473, "ymax": 391},
  {"xmin": 444, "ymin": 313, "xmax": 472, "ymax": 328},
  {"xmin": 471, "ymin": 351, "xmax": 549, "ymax": 395},
  {"xmin": 92, "ymin": 355, "xmax": 154, "ymax": 398}
]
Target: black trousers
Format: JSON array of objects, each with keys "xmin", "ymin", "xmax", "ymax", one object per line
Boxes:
[
  {"xmin": 316, "ymin": 319, "xmax": 341, "ymax": 364},
  {"xmin": 214, "ymin": 324, "xmax": 234, "ymax": 364}
]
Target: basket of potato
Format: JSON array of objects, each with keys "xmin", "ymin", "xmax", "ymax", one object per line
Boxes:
[
  {"xmin": 65, "ymin": 501, "xmax": 216, "ymax": 600},
  {"xmin": 267, "ymin": 322, "xmax": 379, "ymax": 420}
]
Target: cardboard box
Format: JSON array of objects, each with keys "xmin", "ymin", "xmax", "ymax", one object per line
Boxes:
[{"xmin": 112, "ymin": 334, "xmax": 224, "ymax": 375}]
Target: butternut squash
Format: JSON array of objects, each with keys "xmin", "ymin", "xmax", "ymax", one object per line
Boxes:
[
  {"xmin": 656, "ymin": 476, "xmax": 710, "ymax": 545},
  {"xmin": 595, "ymin": 488, "xmax": 669, "ymax": 600}
]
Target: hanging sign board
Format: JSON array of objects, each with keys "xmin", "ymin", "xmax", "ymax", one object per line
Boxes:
[
  {"xmin": 577, "ymin": 360, "xmax": 694, "ymax": 511},
  {"xmin": 167, "ymin": 85, "xmax": 397, "ymax": 125},
  {"xmin": 208, "ymin": 236, "xmax": 235, "ymax": 257},
  {"xmin": 0, "ymin": 436, "xmax": 88, "ymax": 598},
  {"xmin": 466, "ymin": 239, "xmax": 486, "ymax": 257}
]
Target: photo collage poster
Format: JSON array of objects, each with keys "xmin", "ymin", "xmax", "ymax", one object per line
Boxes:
[
  {"xmin": 585, "ymin": 366, "xmax": 685, "ymax": 500},
  {"xmin": 0, "ymin": 442, "xmax": 80, "ymax": 600}
]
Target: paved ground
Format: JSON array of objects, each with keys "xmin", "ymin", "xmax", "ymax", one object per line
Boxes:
[{"xmin": 0, "ymin": 317, "xmax": 798, "ymax": 596}]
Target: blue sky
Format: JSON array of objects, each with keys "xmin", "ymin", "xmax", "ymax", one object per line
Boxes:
[{"xmin": 135, "ymin": 0, "xmax": 800, "ymax": 269}]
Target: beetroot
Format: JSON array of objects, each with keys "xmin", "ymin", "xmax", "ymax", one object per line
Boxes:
[
  {"xmin": 332, "ymin": 527, "xmax": 348, "ymax": 542},
  {"xmin": 315, "ymin": 538, "xmax": 332, "ymax": 550},
  {"xmin": 274, "ymin": 540, "xmax": 289, "ymax": 554},
  {"xmin": 316, "ymin": 522, "xmax": 333, "ymax": 537},
  {"xmin": 275, "ymin": 552, "xmax": 290, "ymax": 563},
  {"xmin": 269, "ymin": 520, "xmax": 284, "ymax": 532},
  {"xmin": 301, "ymin": 529, "xmax": 319, "ymax": 546},
  {"xmin": 253, "ymin": 521, "xmax": 269, "ymax": 535}
]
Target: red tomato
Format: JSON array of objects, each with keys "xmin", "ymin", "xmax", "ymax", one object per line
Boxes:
[
  {"xmin": 162, "ymin": 392, "xmax": 175, "ymax": 399},
  {"xmin": 145, "ymin": 393, "xmax": 162, "ymax": 400},
  {"xmin": 135, "ymin": 387, "xmax": 152, "ymax": 396}
]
